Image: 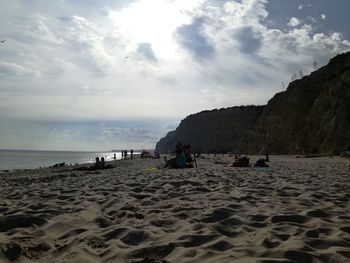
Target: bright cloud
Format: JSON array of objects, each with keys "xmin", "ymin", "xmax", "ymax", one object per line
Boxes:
[
  {"xmin": 288, "ymin": 17, "xmax": 301, "ymax": 27},
  {"xmin": 0, "ymin": 0, "xmax": 350, "ymax": 150}
]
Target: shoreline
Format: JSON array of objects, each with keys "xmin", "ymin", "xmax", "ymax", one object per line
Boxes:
[
  {"xmin": 0, "ymin": 153, "xmax": 140, "ymax": 174},
  {"xmin": 0, "ymin": 149, "xmax": 142, "ymax": 173},
  {"xmin": 0, "ymin": 153, "xmax": 344, "ymax": 174}
]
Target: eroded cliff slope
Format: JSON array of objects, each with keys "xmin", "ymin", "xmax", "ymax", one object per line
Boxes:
[{"xmin": 156, "ymin": 52, "xmax": 350, "ymax": 154}]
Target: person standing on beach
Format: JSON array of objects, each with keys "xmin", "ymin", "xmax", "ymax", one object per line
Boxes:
[
  {"xmin": 130, "ymin": 149, "xmax": 134, "ymax": 159},
  {"xmin": 124, "ymin": 150, "xmax": 128, "ymax": 159}
]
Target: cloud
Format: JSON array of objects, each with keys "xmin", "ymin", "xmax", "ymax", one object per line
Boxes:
[
  {"xmin": 321, "ymin": 14, "xmax": 327, "ymax": 20},
  {"xmin": 0, "ymin": 61, "xmax": 42, "ymax": 78},
  {"xmin": 136, "ymin": 42, "xmax": 158, "ymax": 62},
  {"xmin": 0, "ymin": 0, "xmax": 350, "ymax": 150},
  {"xmin": 288, "ymin": 17, "xmax": 301, "ymax": 27},
  {"xmin": 235, "ymin": 26, "xmax": 262, "ymax": 54},
  {"xmin": 176, "ymin": 17, "xmax": 215, "ymax": 59}
]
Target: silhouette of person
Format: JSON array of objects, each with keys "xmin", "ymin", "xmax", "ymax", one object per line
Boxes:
[{"xmin": 95, "ymin": 157, "xmax": 102, "ymax": 169}]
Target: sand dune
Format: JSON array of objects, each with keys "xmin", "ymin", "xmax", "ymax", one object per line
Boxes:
[{"xmin": 0, "ymin": 156, "xmax": 350, "ymax": 262}]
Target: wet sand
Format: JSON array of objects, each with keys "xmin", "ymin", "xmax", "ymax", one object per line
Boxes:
[{"xmin": 0, "ymin": 155, "xmax": 350, "ymax": 262}]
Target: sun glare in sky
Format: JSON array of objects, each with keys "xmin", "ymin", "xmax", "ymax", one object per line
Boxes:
[{"xmin": 109, "ymin": 0, "xmax": 204, "ymax": 59}]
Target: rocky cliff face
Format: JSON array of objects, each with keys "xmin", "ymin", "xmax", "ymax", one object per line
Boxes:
[
  {"xmin": 156, "ymin": 52, "xmax": 350, "ymax": 154},
  {"xmin": 156, "ymin": 106, "xmax": 264, "ymax": 153}
]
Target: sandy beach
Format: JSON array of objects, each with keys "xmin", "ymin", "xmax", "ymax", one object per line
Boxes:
[{"xmin": 1, "ymin": 155, "xmax": 350, "ymax": 263}]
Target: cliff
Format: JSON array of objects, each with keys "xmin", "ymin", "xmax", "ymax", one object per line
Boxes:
[
  {"xmin": 156, "ymin": 106, "xmax": 264, "ymax": 153},
  {"xmin": 156, "ymin": 52, "xmax": 350, "ymax": 154}
]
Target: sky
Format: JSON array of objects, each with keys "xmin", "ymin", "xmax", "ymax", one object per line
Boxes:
[{"xmin": 0, "ymin": 0, "xmax": 349, "ymax": 151}]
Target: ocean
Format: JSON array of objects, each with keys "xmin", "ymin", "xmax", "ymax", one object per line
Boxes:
[{"xmin": 0, "ymin": 150, "xmax": 128, "ymax": 170}]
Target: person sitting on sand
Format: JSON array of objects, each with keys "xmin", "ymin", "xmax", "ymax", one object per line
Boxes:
[
  {"xmin": 232, "ymin": 156, "xmax": 250, "ymax": 167},
  {"xmin": 95, "ymin": 157, "xmax": 103, "ymax": 169},
  {"xmin": 183, "ymin": 144, "xmax": 195, "ymax": 168},
  {"xmin": 254, "ymin": 153, "xmax": 270, "ymax": 167},
  {"xmin": 150, "ymin": 151, "xmax": 160, "ymax": 159},
  {"xmin": 163, "ymin": 142, "xmax": 194, "ymax": 169},
  {"xmin": 74, "ymin": 157, "xmax": 114, "ymax": 171},
  {"xmin": 171, "ymin": 151, "xmax": 186, "ymax": 168},
  {"xmin": 163, "ymin": 143, "xmax": 183, "ymax": 168},
  {"xmin": 155, "ymin": 151, "xmax": 160, "ymax": 159},
  {"xmin": 141, "ymin": 150, "xmax": 150, "ymax": 158},
  {"xmin": 184, "ymin": 144, "xmax": 193, "ymax": 163},
  {"xmin": 254, "ymin": 158, "xmax": 269, "ymax": 167}
]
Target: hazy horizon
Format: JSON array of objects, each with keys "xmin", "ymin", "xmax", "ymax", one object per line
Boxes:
[
  {"xmin": 0, "ymin": 148, "xmax": 150, "ymax": 152},
  {"xmin": 1, "ymin": 0, "xmax": 350, "ymax": 151}
]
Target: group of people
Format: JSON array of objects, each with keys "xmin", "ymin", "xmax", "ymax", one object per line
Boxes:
[
  {"xmin": 163, "ymin": 142, "xmax": 195, "ymax": 169},
  {"xmin": 92, "ymin": 147, "xmax": 269, "ymax": 170},
  {"xmin": 121, "ymin": 149, "xmax": 134, "ymax": 159},
  {"xmin": 232, "ymin": 154, "xmax": 269, "ymax": 167},
  {"xmin": 94, "ymin": 156, "xmax": 105, "ymax": 169},
  {"xmin": 75, "ymin": 156, "xmax": 113, "ymax": 171},
  {"xmin": 160, "ymin": 144, "xmax": 270, "ymax": 169},
  {"xmin": 141, "ymin": 150, "xmax": 160, "ymax": 159},
  {"xmin": 93, "ymin": 156, "xmax": 115, "ymax": 170}
]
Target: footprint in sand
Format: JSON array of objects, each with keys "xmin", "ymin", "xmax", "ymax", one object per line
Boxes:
[
  {"xmin": 120, "ymin": 229, "xmax": 152, "ymax": 246},
  {"xmin": 177, "ymin": 234, "xmax": 219, "ymax": 248},
  {"xmin": 305, "ymin": 239, "xmax": 350, "ymax": 250},
  {"xmin": 262, "ymin": 238, "xmax": 280, "ymax": 249},
  {"xmin": 271, "ymin": 214, "xmax": 311, "ymax": 224},
  {"xmin": 0, "ymin": 215, "xmax": 47, "ymax": 232},
  {"xmin": 207, "ymin": 240, "xmax": 233, "ymax": 251},
  {"xmin": 58, "ymin": 228, "xmax": 87, "ymax": 240},
  {"xmin": 201, "ymin": 208, "xmax": 233, "ymax": 223},
  {"xmin": 306, "ymin": 209, "xmax": 330, "ymax": 218},
  {"xmin": 127, "ymin": 243, "xmax": 175, "ymax": 260},
  {"xmin": 284, "ymin": 250, "xmax": 314, "ymax": 263}
]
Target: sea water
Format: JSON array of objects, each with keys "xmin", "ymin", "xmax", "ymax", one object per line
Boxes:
[{"xmin": 0, "ymin": 150, "xmax": 126, "ymax": 170}]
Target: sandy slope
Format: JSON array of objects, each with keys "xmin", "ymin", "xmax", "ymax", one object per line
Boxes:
[{"xmin": 0, "ymin": 156, "xmax": 350, "ymax": 263}]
